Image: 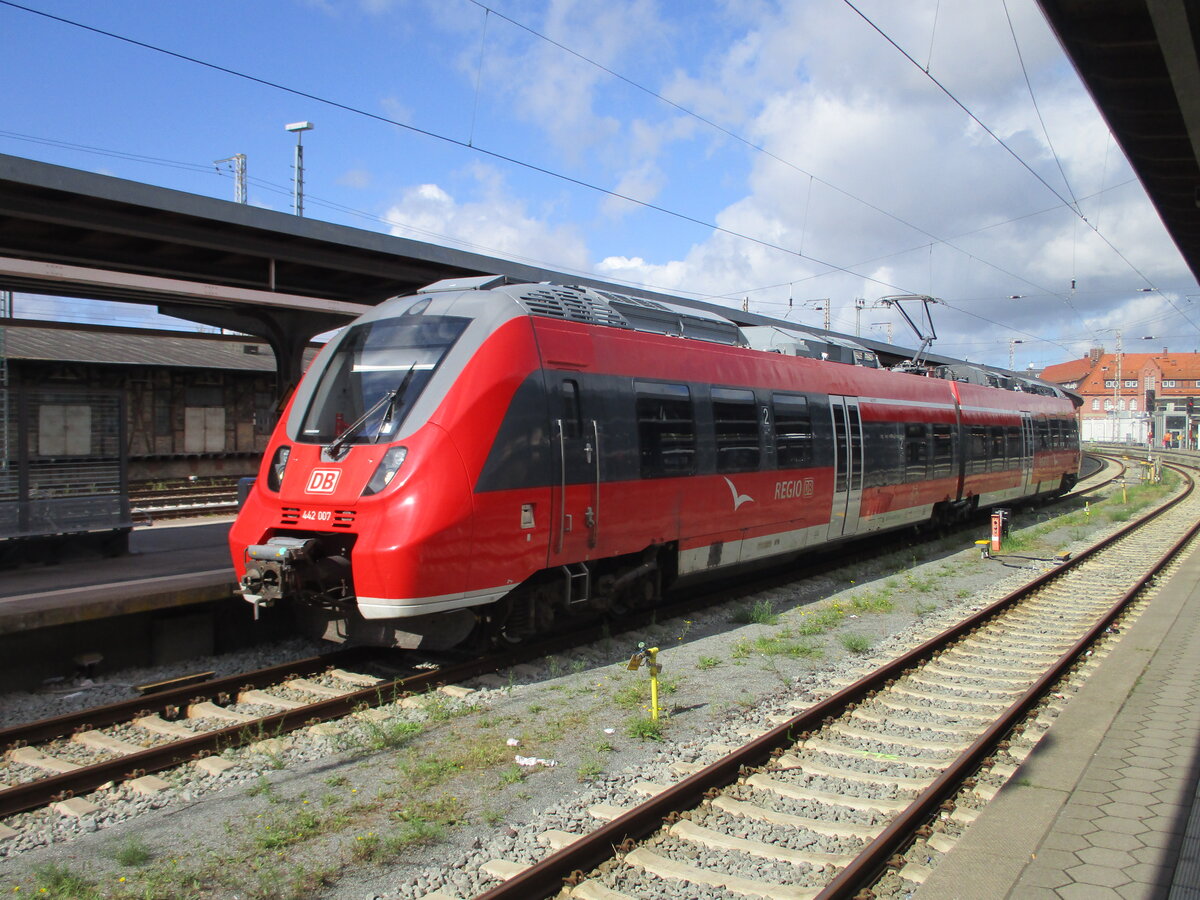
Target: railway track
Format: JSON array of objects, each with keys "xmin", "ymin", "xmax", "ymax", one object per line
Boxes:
[
  {"xmin": 0, "ymin": 454, "xmax": 1132, "ymax": 855},
  {"xmin": 128, "ymin": 479, "xmax": 241, "ymax": 520},
  {"xmin": 468, "ymin": 456, "xmax": 1193, "ymax": 900},
  {"xmin": 0, "ymin": 617, "xmax": 651, "ymax": 827},
  {"xmin": 0, "ymin": 645, "xmax": 501, "ymax": 823}
]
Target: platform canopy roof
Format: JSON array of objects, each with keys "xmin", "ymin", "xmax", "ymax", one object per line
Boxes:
[
  {"xmin": 1038, "ymin": 0, "xmax": 1200, "ymax": 283},
  {"xmin": 0, "ymin": 152, "xmax": 954, "ymax": 375},
  {"xmin": 0, "ymin": 152, "xmax": 567, "ymax": 310}
]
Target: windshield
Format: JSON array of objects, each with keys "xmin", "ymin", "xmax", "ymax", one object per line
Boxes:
[{"xmin": 298, "ymin": 315, "xmax": 469, "ymax": 444}]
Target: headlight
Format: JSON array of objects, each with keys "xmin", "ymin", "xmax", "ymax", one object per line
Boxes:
[
  {"xmin": 362, "ymin": 446, "xmax": 408, "ymax": 496},
  {"xmin": 266, "ymin": 445, "xmax": 290, "ymax": 492}
]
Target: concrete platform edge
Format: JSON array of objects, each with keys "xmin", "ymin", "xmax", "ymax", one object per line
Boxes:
[{"xmin": 0, "ymin": 571, "xmax": 237, "ymax": 634}]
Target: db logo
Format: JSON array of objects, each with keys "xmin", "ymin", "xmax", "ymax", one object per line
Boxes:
[{"xmin": 305, "ymin": 469, "xmax": 341, "ymax": 494}]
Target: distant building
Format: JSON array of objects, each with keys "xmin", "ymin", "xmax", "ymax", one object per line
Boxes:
[
  {"xmin": 1040, "ymin": 347, "xmax": 1200, "ymax": 447},
  {"xmin": 2, "ymin": 320, "xmax": 317, "ymax": 480}
]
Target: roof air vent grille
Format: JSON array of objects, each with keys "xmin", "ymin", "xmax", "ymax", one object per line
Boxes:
[{"xmin": 519, "ymin": 288, "xmax": 630, "ymax": 328}]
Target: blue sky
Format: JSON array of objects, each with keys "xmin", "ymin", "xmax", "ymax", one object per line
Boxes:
[{"xmin": 2, "ymin": 0, "xmax": 1197, "ymax": 369}]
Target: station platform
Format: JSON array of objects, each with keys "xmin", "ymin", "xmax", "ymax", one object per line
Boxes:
[
  {"xmin": 916, "ymin": 545, "xmax": 1200, "ymax": 898},
  {"xmin": 0, "ymin": 517, "xmax": 237, "ymax": 635}
]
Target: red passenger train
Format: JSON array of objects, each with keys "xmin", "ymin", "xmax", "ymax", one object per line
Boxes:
[{"xmin": 230, "ymin": 277, "xmax": 1081, "ymax": 648}]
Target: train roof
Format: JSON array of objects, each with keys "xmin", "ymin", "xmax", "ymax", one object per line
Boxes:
[
  {"xmin": 423, "ymin": 274, "xmax": 745, "ymax": 347},
  {"xmin": 419, "ymin": 276, "xmax": 1076, "ymax": 404}
]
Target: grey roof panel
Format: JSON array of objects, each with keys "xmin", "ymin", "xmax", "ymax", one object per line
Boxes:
[{"xmin": 0, "ymin": 322, "xmax": 318, "ymax": 371}]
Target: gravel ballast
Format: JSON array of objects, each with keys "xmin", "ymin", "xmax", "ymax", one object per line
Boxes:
[{"xmin": 0, "ymin": 474, "xmax": 1171, "ymax": 899}]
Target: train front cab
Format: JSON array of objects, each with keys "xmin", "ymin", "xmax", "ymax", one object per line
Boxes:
[{"xmin": 230, "ymin": 286, "xmax": 550, "ymax": 648}]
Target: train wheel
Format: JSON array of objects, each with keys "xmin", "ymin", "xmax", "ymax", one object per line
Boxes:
[
  {"xmin": 483, "ymin": 579, "xmax": 556, "ymax": 646},
  {"xmin": 605, "ymin": 562, "xmax": 660, "ymax": 619}
]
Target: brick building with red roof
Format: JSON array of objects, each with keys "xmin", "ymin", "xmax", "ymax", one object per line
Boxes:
[{"xmin": 1040, "ymin": 347, "xmax": 1200, "ymax": 447}]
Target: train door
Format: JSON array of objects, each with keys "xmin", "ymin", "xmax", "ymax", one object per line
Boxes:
[
  {"xmin": 549, "ymin": 376, "xmax": 600, "ymax": 588},
  {"xmin": 829, "ymin": 396, "xmax": 863, "ymax": 538},
  {"xmin": 1020, "ymin": 413, "xmax": 1035, "ymax": 493}
]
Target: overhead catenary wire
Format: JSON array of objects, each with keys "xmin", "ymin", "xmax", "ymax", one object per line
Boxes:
[
  {"xmin": 1, "ymin": 0, "xmax": 1193, "ymax": 357},
  {"xmin": 0, "ymin": 0, "xmax": 924, "ymax": 300},
  {"xmin": 708, "ymin": 177, "xmax": 1140, "ymax": 307},
  {"xmin": 840, "ymin": 0, "xmax": 1200, "ymax": 337},
  {"xmin": 459, "ymin": 0, "xmax": 1104, "ymax": 323},
  {"xmin": 1002, "ymin": 0, "xmax": 1079, "ymax": 211},
  {"xmin": 6, "ymin": 0, "xmax": 1096, "ymax": 336},
  {"xmin": 461, "ymin": 0, "xmax": 1188, "ymax": 349}
]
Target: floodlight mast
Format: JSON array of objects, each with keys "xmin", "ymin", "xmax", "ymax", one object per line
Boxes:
[
  {"xmin": 878, "ymin": 294, "xmax": 940, "ymax": 367},
  {"xmin": 285, "ymin": 121, "xmax": 314, "ymax": 216}
]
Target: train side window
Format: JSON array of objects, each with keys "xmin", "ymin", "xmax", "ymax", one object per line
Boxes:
[
  {"xmin": 1035, "ymin": 419, "xmax": 1050, "ymax": 450},
  {"xmin": 968, "ymin": 427, "xmax": 988, "ymax": 474},
  {"xmin": 772, "ymin": 393, "xmax": 813, "ymax": 469},
  {"xmin": 1066, "ymin": 418, "xmax": 1079, "ymax": 449},
  {"xmin": 1006, "ymin": 426, "xmax": 1022, "ymax": 461},
  {"xmin": 634, "ymin": 381, "xmax": 695, "ymax": 478},
  {"xmin": 905, "ymin": 423, "xmax": 928, "ymax": 481},
  {"xmin": 712, "ymin": 387, "xmax": 760, "ymax": 473},
  {"xmin": 932, "ymin": 424, "xmax": 953, "ymax": 479},
  {"xmin": 990, "ymin": 426, "xmax": 1007, "ymax": 471},
  {"xmin": 561, "ymin": 380, "xmax": 582, "ymax": 439}
]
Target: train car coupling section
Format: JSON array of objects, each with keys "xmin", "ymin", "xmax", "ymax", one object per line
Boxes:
[{"xmin": 240, "ymin": 536, "xmax": 352, "ymax": 620}]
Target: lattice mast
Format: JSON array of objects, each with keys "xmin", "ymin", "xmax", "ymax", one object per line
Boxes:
[{"xmin": 215, "ymin": 154, "xmax": 248, "ymax": 204}]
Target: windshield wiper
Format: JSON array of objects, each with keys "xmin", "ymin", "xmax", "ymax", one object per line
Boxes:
[
  {"xmin": 325, "ymin": 365, "xmax": 417, "ymax": 460},
  {"xmin": 373, "ymin": 364, "xmax": 417, "ymax": 442}
]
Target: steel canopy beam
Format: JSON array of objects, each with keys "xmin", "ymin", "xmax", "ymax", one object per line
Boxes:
[{"xmin": 0, "ymin": 255, "xmax": 370, "ymax": 317}]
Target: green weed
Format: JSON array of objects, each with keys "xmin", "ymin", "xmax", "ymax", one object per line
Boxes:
[
  {"xmin": 347, "ymin": 718, "xmax": 423, "ymax": 752},
  {"xmin": 252, "ymin": 807, "xmax": 323, "ymax": 851},
  {"xmin": 109, "ymin": 835, "xmax": 153, "ymax": 867},
  {"xmin": 794, "ymin": 606, "xmax": 845, "ymax": 635},
  {"xmin": 577, "ymin": 758, "xmax": 603, "ymax": 782},
  {"xmin": 625, "ymin": 717, "xmax": 664, "ymax": 741},
  {"xmin": 749, "ymin": 632, "xmax": 823, "ymax": 659},
  {"xmin": 31, "ymin": 863, "xmax": 100, "ymax": 900},
  {"xmin": 731, "ymin": 598, "xmax": 779, "ymax": 625},
  {"xmin": 613, "ymin": 675, "xmax": 678, "ymax": 710},
  {"xmin": 850, "ymin": 591, "xmax": 895, "ymax": 613},
  {"xmin": 839, "ymin": 633, "xmax": 872, "ymax": 654},
  {"xmin": 496, "ymin": 765, "xmax": 526, "ymax": 787}
]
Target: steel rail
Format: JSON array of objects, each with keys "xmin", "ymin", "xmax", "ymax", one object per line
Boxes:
[
  {"xmin": 0, "ymin": 531, "xmax": 911, "ymax": 821},
  {"xmin": 473, "ymin": 463, "xmax": 1193, "ymax": 900},
  {"xmin": 0, "ymin": 641, "xmax": 516, "ymax": 819},
  {"xmin": 0, "ymin": 596, "xmax": 690, "ymax": 820},
  {"xmin": 818, "ymin": 464, "xmax": 1199, "ymax": 897},
  {"xmin": 1075, "ymin": 452, "xmax": 1124, "ymax": 494},
  {"xmin": 0, "ymin": 647, "xmax": 374, "ymax": 749}
]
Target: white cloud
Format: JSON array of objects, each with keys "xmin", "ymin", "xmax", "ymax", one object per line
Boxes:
[
  {"xmin": 383, "ymin": 165, "xmax": 589, "ymax": 273},
  {"xmin": 395, "ymin": 0, "xmax": 1196, "ymax": 367},
  {"xmin": 380, "ymin": 96, "xmax": 415, "ymax": 126},
  {"xmin": 338, "ymin": 168, "xmax": 372, "ymax": 189},
  {"xmin": 586, "ymin": 1, "xmax": 1197, "ymax": 365},
  {"xmin": 601, "ymin": 159, "xmax": 665, "ymax": 218}
]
